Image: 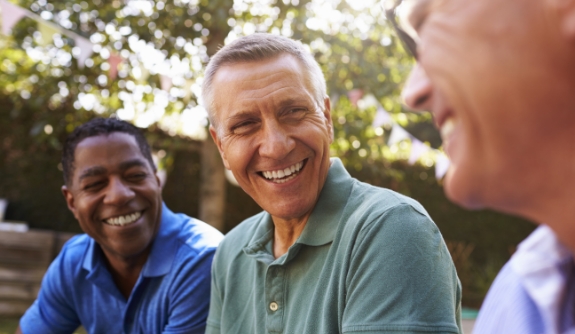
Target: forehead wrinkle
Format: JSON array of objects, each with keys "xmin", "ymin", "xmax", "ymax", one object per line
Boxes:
[
  {"xmin": 244, "ymin": 85, "xmax": 300, "ymax": 102},
  {"xmin": 217, "ymin": 65, "xmax": 300, "ymax": 87},
  {"xmin": 216, "ymin": 71, "xmax": 300, "ymax": 109}
]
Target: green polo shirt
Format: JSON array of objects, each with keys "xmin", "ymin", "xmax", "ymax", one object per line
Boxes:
[{"xmin": 207, "ymin": 158, "xmax": 461, "ymax": 334}]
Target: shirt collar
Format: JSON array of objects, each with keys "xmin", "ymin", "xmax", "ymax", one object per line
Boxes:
[
  {"xmin": 243, "ymin": 158, "xmax": 354, "ymax": 263},
  {"xmin": 296, "ymin": 158, "xmax": 353, "ymax": 246},
  {"xmin": 83, "ymin": 202, "xmax": 178, "ymax": 278},
  {"xmin": 510, "ymin": 225, "xmax": 573, "ymax": 332},
  {"xmin": 141, "ymin": 203, "xmax": 179, "ymax": 277}
]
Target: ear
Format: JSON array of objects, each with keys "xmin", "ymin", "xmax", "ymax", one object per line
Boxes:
[
  {"xmin": 548, "ymin": 0, "xmax": 575, "ymax": 40},
  {"xmin": 61, "ymin": 185, "xmax": 79, "ymax": 220},
  {"xmin": 563, "ymin": 7, "xmax": 575, "ymax": 40},
  {"xmin": 155, "ymin": 173, "xmax": 161, "ymax": 187},
  {"xmin": 322, "ymin": 97, "xmax": 334, "ymax": 143},
  {"xmin": 209, "ymin": 125, "xmax": 231, "ymax": 170}
]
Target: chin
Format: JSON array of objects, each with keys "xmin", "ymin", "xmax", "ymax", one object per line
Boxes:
[{"xmin": 444, "ymin": 168, "xmax": 486, "ymax": 211}]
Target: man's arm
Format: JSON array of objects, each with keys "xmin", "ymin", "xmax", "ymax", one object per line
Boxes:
[
  {"xmin": 342, "ymin": 203, "xmax": 462, "ymax": 334},
  {"xmin": 14, "ymin": 325, "xmax": 22, "ymax": 334},
  {"xmin": 19, "ymin": 242, "xmax": 81, "ymax": 334}
]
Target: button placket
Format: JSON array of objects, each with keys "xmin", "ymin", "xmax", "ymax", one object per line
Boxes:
[{"xmin": 265, "ymin": 265, "xmax": 285, "ymax": 332}]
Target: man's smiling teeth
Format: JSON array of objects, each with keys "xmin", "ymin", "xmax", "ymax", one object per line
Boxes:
[
  {"xmin": 104, "ymin": 211, "xmax": 142, "ymax": 226},
  {"xmin": 262, "ymin": 161, "xmax": 304, "ymax": 183},
  {"xmin": 440, "ymin": 117, "xmax": 456, "ymax": 141}
]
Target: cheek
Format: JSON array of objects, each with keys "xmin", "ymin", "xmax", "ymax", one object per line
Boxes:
[{"xmin": 222, "ymin": 141, "xmax": 252, "ymax": 170}]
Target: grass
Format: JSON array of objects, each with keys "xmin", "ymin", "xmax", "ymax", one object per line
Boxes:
[
  {"xmin": 0, "ymin": 318, "xmax": 86, "ymax": 334},
  {"xmin": 0, "ymin": 318, "xmax": 18, "ymax": 334}
]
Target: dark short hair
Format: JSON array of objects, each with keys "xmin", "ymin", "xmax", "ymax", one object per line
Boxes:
[{"xmin": 62, "ymin": 118, "xmax": 156, "ymax": 185}]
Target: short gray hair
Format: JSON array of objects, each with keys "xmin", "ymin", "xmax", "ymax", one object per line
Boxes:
[{"xmin": 202, "ymin": 33, "xmax": 327, "ymax": 129}]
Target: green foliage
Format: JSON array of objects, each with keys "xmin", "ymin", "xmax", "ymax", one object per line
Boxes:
[
  {"xmin": 1, "ymin": 0, "xmax": 414, "ymax": 229},
  {"xmin": 0, "ymin": 0, "xmax": 536, "ymax": 307}
]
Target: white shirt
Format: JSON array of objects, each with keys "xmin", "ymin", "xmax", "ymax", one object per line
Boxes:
[{"xmin": 474, "ymin": 225, "xmax": 575, "ymax": 334}]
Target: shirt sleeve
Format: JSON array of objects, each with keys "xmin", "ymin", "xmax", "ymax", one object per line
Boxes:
[
  {"xmin": 205, "ymin": 246, "xmax": 223, "ymax": 334},
  {"xmin": 19, "ymin": 243, "xmax": 81, "ymax": 334},
  {"xmin": 342, "ymin": 203, "xmax": 462, "ymax": 334},
  {"xmin": 162, "ymin": 247, "xmax": 216, "ymax": 334}
]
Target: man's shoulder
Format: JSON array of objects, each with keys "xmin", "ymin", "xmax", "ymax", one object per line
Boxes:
[
  {"xmin": 43, "ymin": 233, "xmax": 91, "ymax": 282},
  {"xmin": 168, "ymin": 210, "xmax": 224, "ymax": 253},
  {"xmin": 58, "ymin": 233, "xmax": 91, "ymax": 261},
  {"xmin": 346, "ymin": 178, "xmax": 431, "ymax": 224}
]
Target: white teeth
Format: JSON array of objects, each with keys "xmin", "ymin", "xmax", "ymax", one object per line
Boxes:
[
  {"xmin": 440, "ymin": 117, "xmax": 456, "ymax": 141},
  {"xmin": 262, "ymin": 161, "xmax": 304, "ymax": 182},
  {"xmin": 105, "ymin": 211, "xmax": 142, "ymax": 226}
]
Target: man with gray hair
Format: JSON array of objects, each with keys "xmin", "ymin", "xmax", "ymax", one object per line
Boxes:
[
  {"xmin": 393, "ymin": 0, "xmax": 575, "ymax": 331},
  {"xmin": 203, "ymin": 33, "xmax": 462, "ymax": 334}
]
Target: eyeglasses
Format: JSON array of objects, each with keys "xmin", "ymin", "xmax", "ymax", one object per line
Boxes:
[{"xmin": 384, "ymin": 0, "xmax": 419, "ymax": 60}]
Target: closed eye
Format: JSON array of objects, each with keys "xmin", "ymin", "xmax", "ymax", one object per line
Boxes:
[
  {"xmin": 283, "ymin": 108, "xmax": 307, "ymax": 120},
  {"xmin": 231, "ymin": 119, "xmax": 259, "ymax": 135},
  {"xmin": 83, "ymin": 180, "xmax": 106, "ymax": 191},
  {"xmin": 127, "ymin": 173, "xmax": 147, "ymax": 181}
]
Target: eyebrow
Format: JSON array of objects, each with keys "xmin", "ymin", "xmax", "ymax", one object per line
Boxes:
[
  {"xmin": 404, "ymin": 0, "xmax": 433, "ymax": 31},
  {"xmin": 78, "ymin": 159, "xmax": 149, "ymax": 181},
  {"xmin": 225, "ymin": 110, "xmax": 260, "ymax": 125},
  {"xmin": 277, "ymin": 97, "xmax": 307, "ymax": 109},
  {"xmin": 78, "ymin": 166, "xmax": 107, "ymax": 181}
]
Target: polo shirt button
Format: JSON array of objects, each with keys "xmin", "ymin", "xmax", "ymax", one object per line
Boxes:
[{"xmin": 269, "ymin": 302, "xmax": 278, "ymax": 311}]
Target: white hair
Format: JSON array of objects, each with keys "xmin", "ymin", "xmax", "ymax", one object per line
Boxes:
[{"xmin": 202, "ymin": 33, "xmax": 327, "ymax": 130}]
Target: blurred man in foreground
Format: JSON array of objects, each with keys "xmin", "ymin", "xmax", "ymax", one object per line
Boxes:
[
  {"xmin": 17, "ymin": 118, "xmax": 223, "ymax": 334},
  {"xmin": 395, "ymin": 0, "xmax": 575, "ymax": 331},
  {"xmin": 203, "ymin": 33, "xmax": 461, "ymax": 334}
]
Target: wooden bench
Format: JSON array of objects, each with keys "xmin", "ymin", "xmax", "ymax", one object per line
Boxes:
[{"xmin": 0, "ymin": 230, "xmax": 76, "ymax": 317}]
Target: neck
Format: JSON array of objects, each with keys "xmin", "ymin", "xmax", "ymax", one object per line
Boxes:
[
  {"xmin": 102, "ymin": 248, "xmax": 150, "ymax": 299},
  {"xmin": 520, "ymin": 191, "xmax": 575, "ymax": 254},
  {"xmin": 505, "ymin": 136, "xmax": 575, "ymax": 253},
  {"xmin": 271, "ymin": 214, "xmax": 310, "ymax": 258}
]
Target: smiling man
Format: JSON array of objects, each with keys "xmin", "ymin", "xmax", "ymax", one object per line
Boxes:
[
  {"xmin": 203, "ymin": 33, "xmax": 461, "ymax": 334},
  {"xmin": 395, "ymin": 0, "xmax": 575, "ymax": 332},
  {"xmin": 17, "ymin": 118, "xmax": 223, "ymax": 334}
]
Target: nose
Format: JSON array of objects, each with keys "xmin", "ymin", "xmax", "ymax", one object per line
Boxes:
[
  {"xmin": 258, "ymin": 120, "xmax": 296, "ymax": 161},
  {"xmin": 103, "ymin": 177, "xmax": 135, "ymax": 206},
  {"xmin": 402, "ymin": 64, "xmax": 433, "ymax": 111}
]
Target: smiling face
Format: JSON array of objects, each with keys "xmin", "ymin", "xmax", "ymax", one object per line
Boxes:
[
  {"xmin": 401, "ymin": 0, "xmax": 575, "ymax": 212},
  {"xmin": 209, "ymin": 54, "xmax": 333, "ymax": 223},
  {"xmin": 62, "ymin": 132, "xmax": 162, "ymax": 262}
]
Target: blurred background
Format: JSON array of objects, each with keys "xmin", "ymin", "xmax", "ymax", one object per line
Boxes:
[{"xmin": 0, "ymin": 0, "xmax": 535, "ymax": 332}]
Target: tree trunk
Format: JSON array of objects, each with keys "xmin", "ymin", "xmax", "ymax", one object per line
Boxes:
[
  {"xmin": 199, "ymin": 134, "xmax": 226, "ymax": 231},
  {"xmin": 198, "ymin": 0, "xmax": 233, "ymax": 232}
]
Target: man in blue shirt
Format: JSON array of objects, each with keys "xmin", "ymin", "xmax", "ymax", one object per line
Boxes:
[{"xmin": 17, "ymin": 118, "xmax": 223, "ymax": 334}]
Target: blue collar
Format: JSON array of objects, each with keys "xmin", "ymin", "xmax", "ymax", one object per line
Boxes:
[{"xmin": 82, "ymin": 202, "xmax": 179, "ymax": 278}]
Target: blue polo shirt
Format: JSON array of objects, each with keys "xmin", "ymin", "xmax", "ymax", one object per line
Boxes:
[{"xmin": 20, "ymin": 204, "xmax": 223, "ymax": 334}]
